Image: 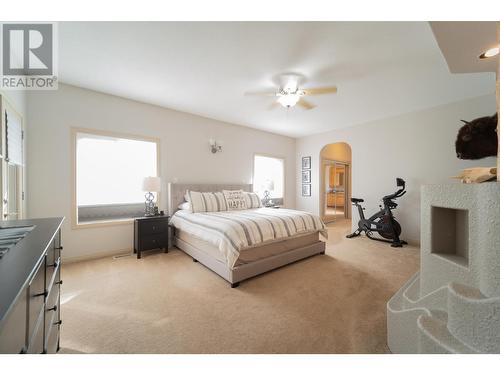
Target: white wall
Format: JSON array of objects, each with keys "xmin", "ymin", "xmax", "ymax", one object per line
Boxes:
[
  {"xmin": 1, "ymin": 90, "xmax": 27, "ymax": 118},
  {"xmin": 27, "ymin": 84, "xmax": 296, "ymax": 261},
  {"xmin": 296, "ymin": 94, "xmax": 497, "ymax": 244}
]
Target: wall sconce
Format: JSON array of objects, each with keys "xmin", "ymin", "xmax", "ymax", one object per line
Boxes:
[{"xmin": 209, "ymin": 138, "xmax": 223, "ymax": 154}]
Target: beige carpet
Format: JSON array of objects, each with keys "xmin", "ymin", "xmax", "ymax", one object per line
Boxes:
[{"xmin": 59, "ymin": 220, "xmax": 419, "ymax": 354}]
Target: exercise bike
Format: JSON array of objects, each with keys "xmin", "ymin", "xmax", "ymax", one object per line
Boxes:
[{"xmin": 346, "ymin": 178, "xmax": 408, "ymax": 247}]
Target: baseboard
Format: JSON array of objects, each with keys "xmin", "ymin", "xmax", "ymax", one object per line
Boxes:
[{"xmin": 62, "ymin": 248, "xmax": 132, "ymax": 264}]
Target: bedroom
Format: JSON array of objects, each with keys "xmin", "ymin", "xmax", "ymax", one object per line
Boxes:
[{"xmin": 1, "ymin": 1, "xmax": 500, "ymax": 373}]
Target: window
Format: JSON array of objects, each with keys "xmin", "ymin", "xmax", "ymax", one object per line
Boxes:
[
  {"xmin": 74, "ymin": 129, "xmax": 159, "ymax": 225},
  {"xmin": 253, "ymin": 154, "xmax": 285, "ymax": 202}
]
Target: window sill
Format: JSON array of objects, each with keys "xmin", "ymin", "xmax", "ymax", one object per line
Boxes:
[{"xmin": 73, "ymin": 218, "xmax": 135, "ymax": 230}]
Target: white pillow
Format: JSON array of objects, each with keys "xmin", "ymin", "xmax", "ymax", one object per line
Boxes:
[
  {"xmin": 223, "ymin": 190, "xmax": 247, "ymax": 211},
  {"xmin": 177, "ymin": 201, "xmax": 190, "ymax": 210},
  {"xmin": 244, "ymin": 192, "xmax": 262, "ymax": 209},
  {"xmin": 186, "ymin": 191, "xmax": 228, "ymax": 213}
]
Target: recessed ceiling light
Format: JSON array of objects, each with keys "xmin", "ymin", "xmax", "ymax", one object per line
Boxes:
[{"xmin": 479, "ymin": 47, "xmax": 499, "ymax": 59}]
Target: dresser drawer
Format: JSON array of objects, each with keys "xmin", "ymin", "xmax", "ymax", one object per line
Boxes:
[
  {"xmin": 27, "ymin": 259, "xmax": 46, "ymax": 342},
  {"xmin": 45, "ymin": 319, "xmax": 60, "ymax": 354},
  {"xmin": 140, "ymin": 220, "xmax": 168, "ymax": 235},
  {"xmin": 46, "ymin": 238, "xmax": 56, "ymax": 271},
  {"xmin": 45, "ymin": 284, "xmax": 60, "ymax": 336},
  {"xmin": 140, "ymin": 233, "xmax": 167, "ymax": 250},
  {"xmin": 27, "ymin": 311, "xmax": 44, "ymax": 354},
  {"xmin": 46, "ymin": 256, "xmax": 60, "ymax": 288}
]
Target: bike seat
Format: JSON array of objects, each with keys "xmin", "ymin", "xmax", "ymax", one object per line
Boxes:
[{"xmin": 351, "ymin": 198, "xmax": 364, "ymax": 203}]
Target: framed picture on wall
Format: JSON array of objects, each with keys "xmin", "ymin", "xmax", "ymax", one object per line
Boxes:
[
  {"xmin": 302, "ymin": 170, "xmax": 311, "ymax": 183},
  {"xmin": 302, "ymin": 156, "xmax": 311, "ymax": 170},
  {"xmin": 302, "ymin": 184, "xmax": 311, "ymax": 197}
]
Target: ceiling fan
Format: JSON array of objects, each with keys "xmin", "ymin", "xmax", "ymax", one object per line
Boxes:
[{"xmin": 244, "ymin": 75, "xmax": 337, "ymax": 110}]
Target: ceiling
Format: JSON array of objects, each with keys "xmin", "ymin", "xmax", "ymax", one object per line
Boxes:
[
  {"xmin": 430, "ymin": 22, "xmax": 498, "ymax": 73},
  {"xmin": 58, "ymin": 22, "xmax": 495, "ymax": 138}
]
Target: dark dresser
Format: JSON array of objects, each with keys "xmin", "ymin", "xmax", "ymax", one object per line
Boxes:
[
  {"xmin": 133, "ymin": 216, "xmax": 169, "ymax": 259},
  {"xmin": 0, "ymin": 217, "xmax": 64, "ymax": 354}
]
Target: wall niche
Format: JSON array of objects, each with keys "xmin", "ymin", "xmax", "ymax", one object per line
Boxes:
[{"xmin": 431, "ymin": 206, "xmax": 469, "ymax": 267}]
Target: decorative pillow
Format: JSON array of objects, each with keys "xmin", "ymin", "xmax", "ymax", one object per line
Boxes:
[
  {"xmin": 244, "ymin": 192, "xmax": 262, "ymax": 209},
  {"xmin": 223, "ymin": 190, "xmax": 247, "ymax": 211},
  {"xmin": 177, "ymin": 201, "xmax": 191, "ymax": 210},
  {"xmin": 186, "ymin": 191, "xmax": 228, "ymax": 213}
]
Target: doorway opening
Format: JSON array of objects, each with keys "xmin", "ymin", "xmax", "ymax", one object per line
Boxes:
[{"xmin": 320, "ymin": 142, "xmax": 352, "ymax": 224}]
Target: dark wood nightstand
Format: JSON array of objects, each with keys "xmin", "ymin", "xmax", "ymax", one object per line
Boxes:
[{"xmin": 133, "ymin": 216, "xmax": 169, "ymax": 259}]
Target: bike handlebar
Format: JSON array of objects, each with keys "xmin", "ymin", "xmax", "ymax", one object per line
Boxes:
[{"xmin": 382, "ymin": 178, "xmax": 406, "ymax": 201}]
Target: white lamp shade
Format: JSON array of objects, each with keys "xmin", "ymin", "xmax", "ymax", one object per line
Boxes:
[{"xmin": 142, "ymin": 176, "xmax": 161, "ymax": 192}]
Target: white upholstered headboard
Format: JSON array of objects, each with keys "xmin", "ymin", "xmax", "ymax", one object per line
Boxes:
[{"xmin": 167, "ymin": 183, "xmax": 253, "ymax": 216}]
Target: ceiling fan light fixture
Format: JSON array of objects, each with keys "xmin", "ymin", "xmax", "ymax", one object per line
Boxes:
[
  {"xmin": 479, "ymin": 46, "xmax": 499, "ymax": 59},
  {"xmin": 277, "ymin": 93, "xmax": 301, "ymax": 108}
]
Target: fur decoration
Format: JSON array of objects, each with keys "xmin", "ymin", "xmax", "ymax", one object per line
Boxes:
[
  {"xmin": 452, "ymin": 167, "xmax": 497, "ymax": 184},
  {"xmin": 455, "ymin": 113, "xmax": 498, "ymax": 160}
]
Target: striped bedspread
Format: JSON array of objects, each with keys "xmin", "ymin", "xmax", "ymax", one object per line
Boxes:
[{"xmin": 169, "ymin": 208, "xmax": 327, "ymax": 268}]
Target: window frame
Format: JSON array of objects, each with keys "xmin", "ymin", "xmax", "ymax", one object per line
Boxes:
[
  {"xmin": 71, "ymin": 127, "xmax": 160, "ymax": 229},
  {"xmin": 252, "ymin": 153, "xmax": 286, "ymax": 206}
]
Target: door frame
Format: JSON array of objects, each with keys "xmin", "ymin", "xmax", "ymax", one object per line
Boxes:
[
  {"xmin": 0, "ymin": 94, "xmax": 25, "ymax": 221},
  {"xmin": 320, "ymin": 159, "xmax": 351, "ymax": 223}
]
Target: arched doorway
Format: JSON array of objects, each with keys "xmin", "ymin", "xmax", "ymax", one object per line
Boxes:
[{"xmin": 319, "ymin": 142, "xmax": 352, "ymax": 224}]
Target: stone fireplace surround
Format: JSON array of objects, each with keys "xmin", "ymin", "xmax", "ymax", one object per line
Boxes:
[{"xmin": 387, "ymin": 182, "xmax": 500, "ymax": 353}]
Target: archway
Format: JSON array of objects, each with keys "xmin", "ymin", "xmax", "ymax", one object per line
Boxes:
[{"xmin": 319, "ymin": 142, "xmax": 352, "ymax": 224}]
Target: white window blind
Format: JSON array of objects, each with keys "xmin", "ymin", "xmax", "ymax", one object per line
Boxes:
[{"xmin": 6, "ymin": 109, "xmax": 23, "ymax": 166}]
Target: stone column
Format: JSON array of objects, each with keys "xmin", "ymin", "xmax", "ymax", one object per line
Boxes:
[{"xmin": 497, "ymin": 22, "xmax": 500, "ymax": 181}]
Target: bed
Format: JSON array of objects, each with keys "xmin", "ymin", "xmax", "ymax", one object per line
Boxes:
[{"xmin": 168, "ymin": 183, "xmax": 327, "ymax": 287}]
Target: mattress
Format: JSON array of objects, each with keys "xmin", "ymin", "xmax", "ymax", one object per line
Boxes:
[
  {"xmin": 176, "ymin": 230, "xmax": 320, "ymax": 267},
  {"xmin": 169, "ymin": 208, "xmax": 327, "ymax": 268}
]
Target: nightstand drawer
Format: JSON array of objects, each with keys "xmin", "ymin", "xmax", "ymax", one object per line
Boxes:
[
  {"xmin": 134, "ymin": 216, "xmax": 170, "ymax": 258},
  {"xmin": 140, "ymin": 220, "xmax": 168, "ymax": 235},
  {"xmin": 140, "ymin": 234, "xmax": 167, "ymax": 250}
]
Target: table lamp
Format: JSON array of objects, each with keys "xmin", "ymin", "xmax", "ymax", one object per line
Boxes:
[
  {"xmin": 262, "ymin": 180, "xmax": 274, "ymax": 207},
  {"xmin": 142, "ymin": 176, "xmax": 161, "ymax": 216}
]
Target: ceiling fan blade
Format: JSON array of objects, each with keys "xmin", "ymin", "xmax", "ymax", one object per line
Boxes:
[
  {"xmin": 297, "ymin": 99, "xmax": 316, "ymax": 110},
  {"xmin": 244, "ymin": 91, "xmax": 277, "ymax": 97},
  {"xmin": 302, "ymin": 86, "xmax": 338, "ymax": 96}
]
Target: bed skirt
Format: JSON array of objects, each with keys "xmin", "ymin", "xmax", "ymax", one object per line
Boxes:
[{"xmin": 174, "ymin": 236, "xmax": 326, "ymax": 287}]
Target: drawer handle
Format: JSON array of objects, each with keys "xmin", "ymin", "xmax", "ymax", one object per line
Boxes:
[
  {"xmin": 54, "ymin": 319, "xmax": 62, "ymax": 326},
  {"xmin": 56, "ymin": 280, "xmax": 63, "ymax": 285},
  {"xmin": 48, "ymin": 259, "xmax": 60, "ymax": 268},
  {"xmin": 47, "ymin": 305, "xmax": 58, "ymax": 312},
  {"xmin": 56, "ymin": 246, "xmax": 63, "ymax": 250},
  {"xmin": 34, "ymin": 289, "xmax": 48, "ymax": 298}
]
